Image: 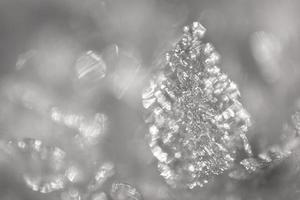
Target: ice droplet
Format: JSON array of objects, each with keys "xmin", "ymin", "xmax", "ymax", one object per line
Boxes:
[
  {"xmin": 110, "ymin": 182, "xmax": 142, "ymax": 200},
  {"xmin": 142, "ymin": 22, "xmax": 252, "ymax": 188}
]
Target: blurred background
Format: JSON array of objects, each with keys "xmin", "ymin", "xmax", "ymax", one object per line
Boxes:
[{"xmin": 1, "ymin": 0, "xmax": 300, "ymax": 199}]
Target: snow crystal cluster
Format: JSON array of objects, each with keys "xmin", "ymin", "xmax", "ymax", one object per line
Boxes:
[{"xmin": 142, "ymin": 22, "xmax": 252, "ymax": 189}]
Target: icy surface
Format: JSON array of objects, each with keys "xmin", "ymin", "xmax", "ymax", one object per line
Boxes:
[{"xmin": 142, "ymin": 22, "xmax": 252, "ymax": 189}]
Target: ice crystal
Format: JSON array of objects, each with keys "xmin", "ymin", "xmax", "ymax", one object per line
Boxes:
[
  {"xmin": 142, "ymin": 22, "xmax": 252, "ymax": 188},
  {"xmin": 61, "ymin": 187, "xmax": 82, "ymax": 200},
  {"xmin": 90, "ymin": 192, "xmax": 108, "ymax": 200},
  {"xmin": 291, "ymin": 111, "xmax": 300, "ymax": 136},
  {"xmin": 230, "ymin": 109, "xmax": 300, "ymax": 180},
  {"xmin": 16, "ymin": 50, "xmax": 36, "ymax": 70},
  {"xmin": 229, "ymin": 146, "xmax": 290, "ymax": 180},
  {"xmin": 88, "ymin": 162, "xmax": 115, "ymax": 191},
  {"xmin": 103, "ymin": 45, "xmax": 141, "ymax": 99},
  {"xmin": 65, "ymin": 165, "xmax": 83, "ymax": 183},
  {"xmin": 110, "ymin": 182, "xmax": 142, "ymax": 200},
  {"xmin": 50, "ymin": 107, "xmax": 107, "ymax": 145},
  {"xmin": 7, "ymin": 138, "xmax": 68, "ymax": 193},
  {"xmin": 24, "ymin": 174, "xmax": 66, "ymax": 193},
  {"xmin": 5, "ymin": 81, "xmax": 108, "ymax": 146},
  {"xmin": 75, "ymin": 50, "xmax": 107, "ymax": 83},
  {"xmin": 250, "ymin": 31, "xmax": 281, "ymax": 83}
]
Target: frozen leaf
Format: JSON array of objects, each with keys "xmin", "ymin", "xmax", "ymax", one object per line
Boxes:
[{"xmin": 142, "ymin": 22, "xmax": 252, "ymax": 188}]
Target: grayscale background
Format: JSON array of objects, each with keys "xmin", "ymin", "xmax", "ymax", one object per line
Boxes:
[{"xmin": 1, "ymin": 0, "xmax": 300, "ymax": 200}]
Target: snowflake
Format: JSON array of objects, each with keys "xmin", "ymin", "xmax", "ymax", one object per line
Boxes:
[{"xmin": 142, "ymin": 22, "xmax": 252, "ymax": 189}]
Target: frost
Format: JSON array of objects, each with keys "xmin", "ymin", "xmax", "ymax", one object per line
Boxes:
[
  {"xmin": 291, "ymin": 111, "xmax": 300, "ymax": 136},
  {"xmin": 250, "ymin": 31, "xmax": 282, "ymax": 83},
  {"xmin": 110, "ymin": 182, "xmax": 142, "ymax": 200},
  {"xmin": 61, "ymin": 187, "xmax": 82, "ymax": 200},
  {"xmin": 50, "ymin": 107, "xmax": 107, "ymax": 145},
  {"xmin": 75, "ymin": 50, "xmax": 107, "ymax": 83},
  {"xmin": 90, "ymin": 192, "xmax": 108, "ymax": 200},
  {"xmin": 65, "ymin": 165, "xmax": 83, "ymax": 183},
  {"xmin": 16, "ymin": 50, "xmax": 36, "ymax": 70},
  {"xmin": 229, "ymin": 146, "xmax": 290, "ymax": 180},
  {"xmin": 142, "ymin": 22, "xmax": 252, "ymax": 188},
  {"xmin": 229, "ymin": 109, "xmax": 300, "ymax": 180},
  {"xmin": 101, "ymin": 44, "xmax": 141, "ymax": 99},
  {"xmin": 7, "ymin": 138, "xmax": 68, "ymax": 193},
  {"xmin": 88, "ymin": 162, "xmax": 115, "ymax": 191}
]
